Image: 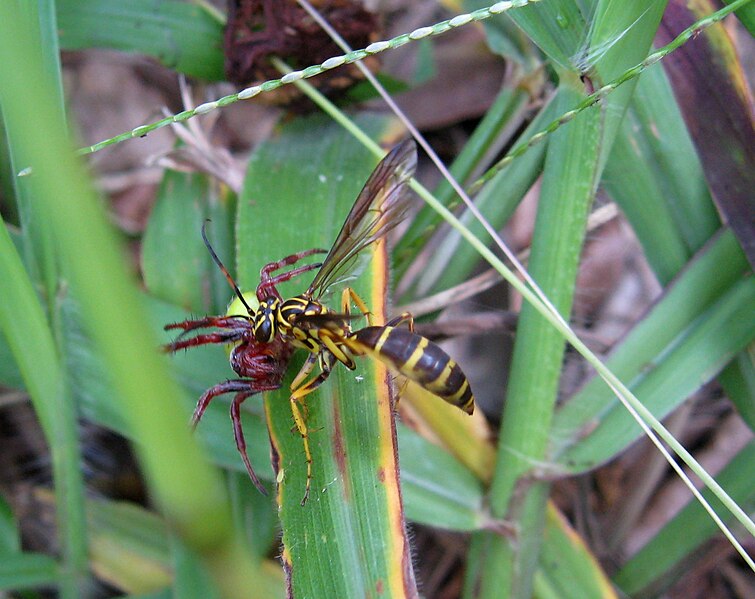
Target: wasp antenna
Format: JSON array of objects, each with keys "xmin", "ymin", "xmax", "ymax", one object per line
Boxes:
[{"xmin": 201, "ymin": 220, "xmax": 255, "ymax": 315}]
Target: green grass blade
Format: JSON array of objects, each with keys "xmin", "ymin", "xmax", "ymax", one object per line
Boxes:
[
  {"xmin": 613, "ymin": 442, "xmax": 755, "ymax": 596},
  {"xmin": 84, "ymin": 496, "xmax": 285, "ymax": 596},
  {"xmin": 142, "ymin": 167, "xmax": 236, "ymax": 314},
  {"xmin": 9, "ymin": 0, "xmax": 66, "ymax": 293},
  {"xmin": 142, "ymin": 169, "xmax": 212, "ymax": 312},
  {"xmin": 0, "ymin": 323, "xmax": 25, "ymax": 390},
  {"xmin": 0, "ymin": 4, "xmax": 263, "ymax": 595},
  {"xmin": 468, "ymin": 82, "xmax": 603, "ymax": 599},
  {"xmin": 503, "ymin": 0, "xmax": 588, "ymax": 69},
  {"xmin": 0, "ymin": 209, "xmax": 86, "ymax": 599},
  {"xmin": 0, "ymin": 490, "xmax": 57, "ymax": 591},
  {"xmin": 604, "ymin": 65, "xmax": 719, "ymax": 283},
  {"xmin": 467, "ymin": 3, "xmax": 667, "ymax": 596},
  {"xmin": 397, "ymin": 424, "xmax": 486, "ymax": 531},
  {"xmin": 1, "ymin": 6, "xmax": 89, "ymax": 595},
  {"xmin": 718, "ymin": 352, "xmax": 755, "ymax": 431},
  {"xmin": 88, "ymin": 499, "xmax": 172, "ymax": 594},
  {"xmin": 0, "ymin": 554, "xmax": 60, "ymax": 591},
  {"xmin": 536, "ymin": 504, "xmax": 617, "ymax": 599},
  {"xmin": 558, "ymin": 275, "xmax": 755, "ymax": 470},
  {"xmin": 56, "ymin": 0, "xmax": 224, "ymax": 80},
  {"xmin": 226, "ymin": 472, "xmax": 281, "ymax": 563},
  {"xmin": 464, "ymin": 0, "xmax": 543, "ymax": 64},
  {"xmin": 236, "ymin": 116, "xmax": 419, "ymax": 596},
  {"xmin": 170, "ymin": 540, "xmax": 222, "ymax": 599},
  {"xmin": 0, "ymin": 496, "xmax": 20, "ymax": 553},
  {"xmin": 551, "ymin": 230, "xmax": 750, "ymax": 462},
  {"xmin": 586, "ymin": 2, "xmax": 669, "ymax": 160}
]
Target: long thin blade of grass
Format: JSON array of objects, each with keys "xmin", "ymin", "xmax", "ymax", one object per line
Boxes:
[{"xmin": 0, "ymin": 3, "xmax": 264, "ymax": 596}]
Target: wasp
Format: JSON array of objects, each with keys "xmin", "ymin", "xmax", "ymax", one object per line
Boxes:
[{"xmin": 164, "ymin": 139, "xmax": 474, "ymax": 503}]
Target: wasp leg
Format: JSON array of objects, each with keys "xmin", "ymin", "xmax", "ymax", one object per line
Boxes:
[
  {"xmin": 290, "ymin": 352, "xmax": 319, "ymax": 391},
  {"xmin": 288, "ymin": 352, "xmax": 338, "ymax": 505},
  {"xmin": 395, "ymin": 378, "xmax": 410, "ymax": 409},
  {"xmin": 318, "ymin": 330, "xmax": 356, "ymax": 369},
  {"xmin": 384, "ymin": 312, "xmax": 415, "ymax": 331},
  {"xmin": 340, "ymin": 287, "xmax": 374, "ymax": 326},
  {"xmin": 287, "ymin": 392, "xmax": 313, "ymax": 506},
  {"xmin": 284, "ymin": 353, "xmax": 318, "ymax": 505}
]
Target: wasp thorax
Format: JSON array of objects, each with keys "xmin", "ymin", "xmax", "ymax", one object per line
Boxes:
[{"xmin": 253, "ymin": 297, "xmax": 279, "ymax": 343}]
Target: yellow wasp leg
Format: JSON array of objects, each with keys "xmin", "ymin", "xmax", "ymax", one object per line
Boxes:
[
  {"xmin": 290, "ymin": 352, "xmax": 318, "ymax": 392},
  {"xmin": 341, "ymin": 287, "xmax": 373, "ymax": 326},
  {"xmin": 285, "ymin": 353, "xmax": 318, "ymax": 505},
  {"xmin": 385, "ymin": 312, "xmax": 415, "ymax": 331},
  {"xmin": 287, "ymin": 391, "xmax": 313, "ymax": 506},
  {"xmin": 289, "ymin": 354, "xmax": 335, "ymax": 505},
  {"xmin": 319, "ymin": 330, "xmax": 355, "ymax": 369}
]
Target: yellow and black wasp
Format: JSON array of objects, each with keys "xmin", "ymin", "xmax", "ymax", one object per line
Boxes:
[{"xmin": 165, "ymin": 139, "xmax": 474, "ymax": 503}]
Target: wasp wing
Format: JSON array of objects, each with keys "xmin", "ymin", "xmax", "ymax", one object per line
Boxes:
[
  {"xmin": 291, "ymin": 312, "xmax": 359, "ymax": 329},
  {"xmin": 306, "ymin": 139, "xmax": 417, "ymax": 299}
]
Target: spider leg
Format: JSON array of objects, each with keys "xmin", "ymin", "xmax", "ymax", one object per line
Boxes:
[
  {"xmin": 163, "ymin": 316, "xmax": 251, "ymax": 351},
  {"xmin": 256, "ymin": 248, "xmax": 327, "ymax": 300},
  {"xmin": 164, "ymin": 330, "xmax": 244, "ymax": 352},
  {"xmin": 190, "ymin": 379, "xmax": 281, "ymax": 493},
  {"xmin": 231, "ymin": 391, "xmax": 268, "ymax": 495},
  {"xmin": 191, "ymin": 380, "xmax": 254, "ymax": 428},
  {"xmin": 164, "ymin": 315, "xmax": 249, "ymax": 333}
]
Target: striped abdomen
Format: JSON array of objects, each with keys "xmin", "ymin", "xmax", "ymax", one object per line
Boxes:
[{"xmin": 350, "ymin": 326, "xmax": 474, "ymax": 414}]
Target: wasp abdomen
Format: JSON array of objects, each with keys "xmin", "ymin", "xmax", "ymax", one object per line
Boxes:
[{"xmin": 351, "ymin": 326, "xmax": 474, "ymax": 415}]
